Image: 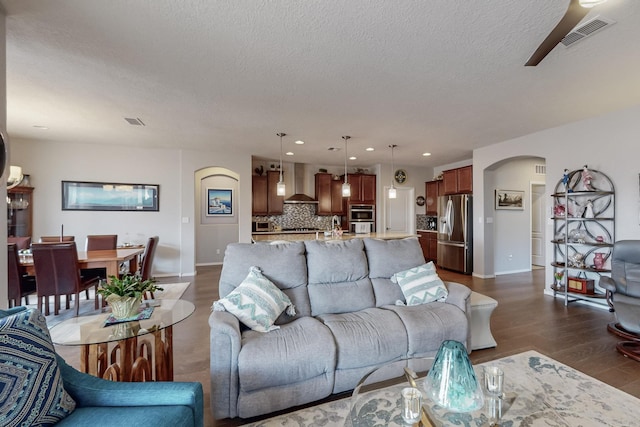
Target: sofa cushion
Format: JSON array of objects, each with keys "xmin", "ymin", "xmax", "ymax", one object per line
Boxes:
[
  {"xmin": 0, "ymin": 308, "xmax": 76, "ymax": 426},
  {"xmin": 383, "ymin": 303, "xmax": 469, "ymax": 357},
  {"xmin": 213, "ymin": 266, "xmax": 295, "ymax": 332},
  {"xmin": 219, "ymin": 242, "xmax": 310, "ymax": 320},
  {"xmin": 305, "ymin": 239, "xmax": 375, "ymax": 315},
  {"xmin": 317, "ymin": 308, "xmax": 407, "ymax": 369},
  {"xmin": 363, "ymin": 237, "xmax": 427, "ymax": 306},
  {"xmin": 392, "ymin": 261, "xmax": 448, "ymax": 305},
  {"xmin": 238, "ymin": 316, "xmax": 336, "ymax": 392},
  {"xmin": 364, "ymin": 237, "xmax": 426, "ymax": 279}
]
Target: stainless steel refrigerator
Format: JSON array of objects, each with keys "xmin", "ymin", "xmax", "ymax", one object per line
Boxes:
[{"xmin": 437, "ymin": 194, "xmax": 473, "ymax": 274}]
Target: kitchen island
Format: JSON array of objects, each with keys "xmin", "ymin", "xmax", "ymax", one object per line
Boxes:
[{"xmin": 252, "ymin": 231, "xmax": 417, "ymax": 243}]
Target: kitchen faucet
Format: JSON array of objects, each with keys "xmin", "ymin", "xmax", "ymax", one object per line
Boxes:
[{"xmin": 332, "ymin": 215, "xmax": 340, "ymax": 229}]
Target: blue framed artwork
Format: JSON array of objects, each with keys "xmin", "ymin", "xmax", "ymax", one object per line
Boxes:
[
  {"xmin": 207, "ymin": 188, "xmax": 233, "ymax": 216},
  {"xmin": 62, "ymin": 181, "xmax": 159, "ymax": 211}
]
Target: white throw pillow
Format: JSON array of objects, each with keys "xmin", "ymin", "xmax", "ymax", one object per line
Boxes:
[
  {"xmin": 212, "ymin": 266, "xmax": 296, "ymax": 332},
  {"xmin": 391, "ymin": 261, "xmax": 448, "ymax": 306}
]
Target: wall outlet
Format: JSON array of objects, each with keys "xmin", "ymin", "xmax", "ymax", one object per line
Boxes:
[{"xmin": 216, "ymin": 249, "xmax": 221, "ymax": 255}]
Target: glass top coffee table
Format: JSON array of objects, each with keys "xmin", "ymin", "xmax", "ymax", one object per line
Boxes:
[
  {"xmin": 347, "ymin": 357, "xmax": 507, "ymax": 427},
  {"xmin": 50, "ymin": 299, "xmax": 194, "ymax": 382}
]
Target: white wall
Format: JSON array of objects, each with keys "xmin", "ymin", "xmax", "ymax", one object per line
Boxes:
[
  {"xmin": 473, "ymin": 103, "xmax": 640, "ymax": 285},
  {"xmin": 11, "ymin": 138, "xmax": 250, "ymax": 277}
]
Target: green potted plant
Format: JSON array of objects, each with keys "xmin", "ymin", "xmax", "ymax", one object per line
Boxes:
[{"xmin": 97, "ymin": 274, "xmax": 163, "ymax": 319}]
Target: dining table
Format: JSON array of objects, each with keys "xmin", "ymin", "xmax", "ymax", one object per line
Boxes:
[{"xmin": 20, "ymin": 247, "xmax": 145, "ymax": 280}]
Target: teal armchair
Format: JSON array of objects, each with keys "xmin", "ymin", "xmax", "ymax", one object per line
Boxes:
[{"xmin": 0, "ymin": 307, "xmax": 204, "ymax": 427}]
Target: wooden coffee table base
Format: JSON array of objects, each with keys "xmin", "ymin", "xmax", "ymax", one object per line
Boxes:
[{"xmin": 80, "ymin": 325, "xmax": 174, "ymax": 382}]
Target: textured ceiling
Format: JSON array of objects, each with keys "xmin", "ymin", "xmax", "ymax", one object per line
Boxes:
[{"xmin": 2, "ymin": 0, "xmax": 639, "ymax": 168}]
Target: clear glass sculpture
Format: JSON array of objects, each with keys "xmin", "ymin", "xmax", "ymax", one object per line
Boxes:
[{"xmin": 423, "ymin": 340, "xmax": 484, "ymax": 412}]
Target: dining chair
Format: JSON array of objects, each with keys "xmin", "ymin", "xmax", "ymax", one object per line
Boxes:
[
  {"xmin": 85, "ymin": 234, "xmax": 118, "ymax": 251},
  {"xmin": 139, "ymin": 236, "xmax": 159, "ymax": 298},
  {"xmin": 7, "ymin": 243, "xmax": 37, "ymax": 308},
  {"xmin": 31, "ymin": 242, "xmax": 100, "ymax": 316},
  {"xmin": 82, "ymin": 234, "xmax": 118, "ymax": 282},
  {"xmin": 8, "ymin": 236, "xmax": 31, "ymax": 250},
  {"xmin": 39, "ymin": 235, "xmax": 75, "ymax": 243}
]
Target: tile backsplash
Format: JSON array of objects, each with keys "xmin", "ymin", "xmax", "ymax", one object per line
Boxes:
[{"xmin": 253, "ymin": 204, "xmax": 335, "ymax": 230}]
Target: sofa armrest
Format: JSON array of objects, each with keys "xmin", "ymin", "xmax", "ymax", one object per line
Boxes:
[
  {"xmin": 209, "ymin": 309, "xmax": 242, "ymax": 419},
  {"xmin": 444, "ymin": 281, "xmax": 472, "ymax": 350},
  {"xmin": 444, "ymin": 281, "xmax": 472, "ymax": 313},
  {"xmin": 57, "ymin": 355, "xmax": 203, "ymax": 427}
]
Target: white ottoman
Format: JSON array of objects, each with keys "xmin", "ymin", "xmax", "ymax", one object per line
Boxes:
[{"xmin": 470, "ymin": 291, "xmax": 498, "ymax": 350}]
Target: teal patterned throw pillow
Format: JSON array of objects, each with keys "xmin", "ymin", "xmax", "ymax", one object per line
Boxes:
[
  {"xmin": 391, "ymin": 261, "xmax": 449, "ymax": 306},
  {"xmin": 213, "ymin": 266, "xmax": 296, "ymax": 332},
  {"xmin": 0, "ymin": 308, "xmax": 76, "ymax": 426}
]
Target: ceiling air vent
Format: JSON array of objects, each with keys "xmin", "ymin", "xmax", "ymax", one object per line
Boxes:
[
  {"xmin": 124, "ymin": 117, "xmax": 146, "ymax": 126},
  {"xmin": 561, "ymin": 16, "xmax": 615, "ymax": 48}
]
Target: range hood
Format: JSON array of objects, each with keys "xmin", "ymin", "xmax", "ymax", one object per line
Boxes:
[{"xmin": 284, "ymin": 163, "xmax": 318, "ymax": 204}]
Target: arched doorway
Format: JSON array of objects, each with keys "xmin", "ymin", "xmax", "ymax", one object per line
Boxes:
[{"xmin": 194, "ymin": 167, "xmax": 239, "ymax": 266}]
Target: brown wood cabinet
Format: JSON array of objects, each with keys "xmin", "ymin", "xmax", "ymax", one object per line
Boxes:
[
  {"xmin": 442, "ymin": 165, "xmax": 473, "ymax": 195},
  {"xmin": 418, "ymin": 231, "xmax": 437, "ymax": 262},
  {"xmin": 425, "ymin": 180, "xmax": 440, "ymax": 215},
  {"xmin": 7, "ymin": 186, "xmax": 34, "ymax": 237},
  {"xmin": 252, "ymin": 171, "xmax": 284, "ymax": 215},
  {"xmin": 315, "ymin": 173, "xmax": 345, "ymax": 215},
  {"xmin": 347, "ymin": 174, "xmax": 376, "ymax": 205}
]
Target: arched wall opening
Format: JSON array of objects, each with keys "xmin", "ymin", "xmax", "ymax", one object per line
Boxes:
[
  {"xmin": 477, "ymin": 155, "xmax": 547, "ymax": 277},
  {"xmin": 194, "ymin": 166, "xmax": 239, "ymax": 266}
]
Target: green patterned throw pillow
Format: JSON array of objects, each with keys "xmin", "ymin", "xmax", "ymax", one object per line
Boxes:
[
  {"xmin": 0, "ymin": 308, "xmax": 76, "ymax": 426},
  {"xmin": 391, "ymin": 261, "xmax": 448, "ymax": 306},
  {"xmin": 213, "ymin": 266, "xmax": 296, "ymax": 332}
]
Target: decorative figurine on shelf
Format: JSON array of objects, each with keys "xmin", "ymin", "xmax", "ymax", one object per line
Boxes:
[
  {"xmin": 554, "ymin": 204, "xmax": 566, "ymax": 217},
  {"xmin": 562, "ymin": 169, "xmax": 571, "ymax": 192},
  {"xmin": 582, "ymin": 165, "xmax": 594, "ymax": 191},
  {"xmin": 583, "ymin": 199, "xmax": 594, "ymax": 218},
  {"xmin": 554, "ymin": 271, "xmax": 564, "ymax": 290},
  {"xmin": 593, "ymin": 253, "xmax": 605, "ymax": 270},
  {"xmin": 568, "ymin": 252, "xmax": 586, "ymax": 268}
]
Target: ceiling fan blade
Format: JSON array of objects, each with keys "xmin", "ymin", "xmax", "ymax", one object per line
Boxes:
[{"xmin": 525, "ymin": 0, "xmax": 590, "ymax": 66}]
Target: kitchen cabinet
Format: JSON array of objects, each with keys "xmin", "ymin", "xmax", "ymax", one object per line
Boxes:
[
  {"xmin": 550, "ymin": 167, "xmax": 614, "ymax": 308},
  {"xmin": 425, "ymin": 180, "xmax": 441, "ymax": 215},
  {"xmin": 443, "ymin": 165, "xmax": 473, "ymax": 195},
  {"xmin": 7, "ymin": 186, "xmax": 34, "ymax": 237},
  {"xmin": 418, "ymin": 231, "xmax": 437, "ymax": 262},
  {"xmin": 315, "ymin": 173, "xmax": 345, "ymax": 215},
  {"xmin": 252, "ymin": 171, "xmax": 284, "ymax": 215},
  {"xmin": 346, "ymin": 174, "xmax": 376, "ymax": 205}
]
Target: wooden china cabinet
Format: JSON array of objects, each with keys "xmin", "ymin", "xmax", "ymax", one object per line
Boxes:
[{"xmin": 7, "ymin": 185, "xmax": 34, "ymax": 237}]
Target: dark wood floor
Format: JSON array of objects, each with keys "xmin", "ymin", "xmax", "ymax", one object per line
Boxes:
[{"xmin": 54, "ymin": 265, "xmax": 640, "ymax": 427}]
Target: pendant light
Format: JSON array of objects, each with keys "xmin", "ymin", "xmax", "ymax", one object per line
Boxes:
[
  {"xmin": 276, "ymin": 132, "xmax": 286, "ymax": 196},
  {"xmin": 388, "ymin": 144, "xmax": 397, "ymax": 199},
  {"xmin": 342, "ymin": 136, "xmax": 351, "ymax": 197}
]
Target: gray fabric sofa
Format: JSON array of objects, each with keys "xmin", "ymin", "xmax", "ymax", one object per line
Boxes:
[{"xmin": 209, "ymin": 237, "xmax": 472, "ymax": 419}]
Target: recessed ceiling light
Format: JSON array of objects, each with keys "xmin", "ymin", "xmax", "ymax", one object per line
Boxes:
[
  {"xmin": 32, "ymin": 125, "xmax": 49, "ymax": 130},
  {"xmin": 295, "ymin": 140, "xmax": 304, "ymax": 145},
  {"xmin": 349, "ymin": 156, "xmax": 357, "ymax": 160},
  {"xmin": 366, "ymin": 147, "xmax": 374, "ymax": 152},
  {"xmin": 422, "ymin": 152, "xmax": 431, "ymax": 156},
  {"xmin": 286, "ymin": 152, "xmax": 294, "ymax": 156}
]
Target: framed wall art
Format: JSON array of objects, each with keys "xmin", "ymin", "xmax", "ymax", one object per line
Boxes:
[
  {"xmin": 495, "ymin": 189, "xmax": 524, "ymax": 210},
  {"xmin": 62, "ymin": 181, "xmax": 159, "ymax": 211},
  {"xmin": 207, "ymin": 188, "xmax": 233, "ymax": 216}
]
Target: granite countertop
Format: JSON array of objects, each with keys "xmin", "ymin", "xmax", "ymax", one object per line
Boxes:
[
  {"xmin": 252, "ymin": 232, "xmax": 417, "ymax": 242},
  {"xmin": 416, "ymin": 229, "xmax": 437, "ymax": 233}
]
